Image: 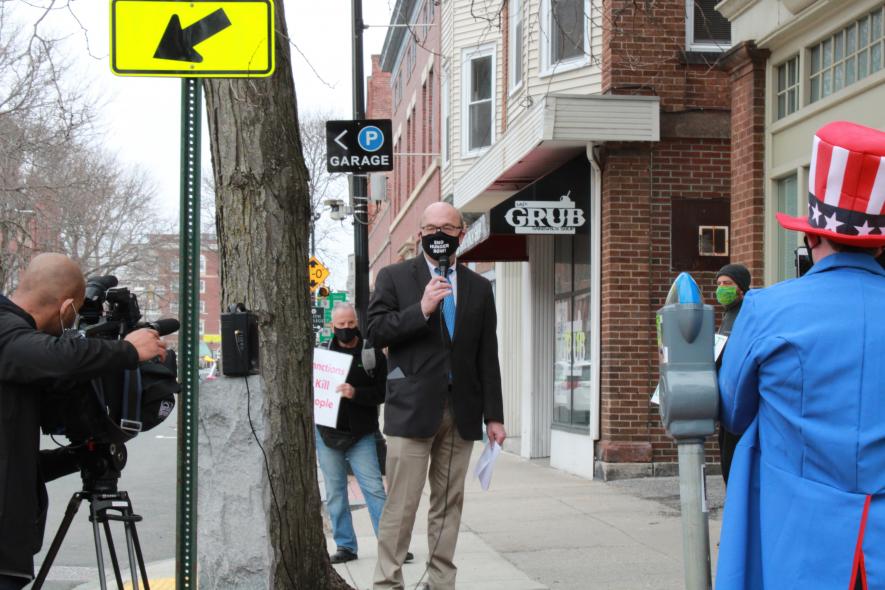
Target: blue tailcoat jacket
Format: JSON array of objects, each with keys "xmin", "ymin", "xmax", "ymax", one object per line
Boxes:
[{"xmin": 717, "ymin": 253, "xmax": 885, "ymax": 590}]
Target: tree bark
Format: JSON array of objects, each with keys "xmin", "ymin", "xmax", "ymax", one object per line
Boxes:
[{"xmin": 202, "ymin": 1, "xmax": 351, "ymax": 588}]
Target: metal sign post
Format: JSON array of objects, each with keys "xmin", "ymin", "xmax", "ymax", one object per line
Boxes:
[{"xmin": 176, "ymin": 77, "xmax": 202, "ymax": 590}]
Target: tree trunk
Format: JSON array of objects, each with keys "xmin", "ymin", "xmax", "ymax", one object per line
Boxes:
[{"xmin": 202, "ymin": 2, "xmax": 351, "ymax": 588}]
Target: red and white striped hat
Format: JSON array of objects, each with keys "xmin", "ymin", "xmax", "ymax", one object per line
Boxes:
[{"xmin": 777, "ymin": 121, "xmax": 885, "ymax": 247}]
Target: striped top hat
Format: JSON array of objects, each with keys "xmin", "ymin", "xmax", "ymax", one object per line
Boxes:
[{"xmin": 777, "ymin": 121, "xmax": 885, "ymax": 247}]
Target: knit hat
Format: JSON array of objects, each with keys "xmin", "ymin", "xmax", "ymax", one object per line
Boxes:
[
  {"xmin": 776, "ymin": 121, "xmax": 885, "ymax": 247},
  {"xmin": 716, "ymin": 264, "xmax": 751, "ymax": 293}
]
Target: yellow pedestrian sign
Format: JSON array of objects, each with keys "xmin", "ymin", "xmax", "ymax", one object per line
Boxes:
[
  {"xmin": 110, "ymin": 0, "xmax": 275, "ymax": 77},
  {"xmin": 308, "ymin": 257, "xmax": 330, "ymax": 292}
]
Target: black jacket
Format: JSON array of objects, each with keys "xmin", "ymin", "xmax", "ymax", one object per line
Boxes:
[
  {"xmin": 0, "ymin": 295, "xmax": 139, "ymax": 578},
  {"xmin": 321, "ymin": 336, "xmax": 386, "ymax": 437},
  {"xmin": 367, "ymin": 256, "xmax": 503, "ymax": 441}
]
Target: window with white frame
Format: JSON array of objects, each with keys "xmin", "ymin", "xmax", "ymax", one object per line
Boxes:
[
  {"xmin": 200, "ymin": 279, "xmax": 206, "ymax": 293},
  {"xmin": 509, "ymin": 0, "xmax": 524, "ymax": 92},
  {"xmin": 686, "ymin": 0, "xmax": 731, "ymax": 52},
  {"xmin": 199, "ymin": 254, "xmax": 206, "ymax": 274},
  {"xmin": 461, "ymin": 44, "xmax": 496, "ymax": 155},
  {"xmin": 775, "ymin": 56, "xmax": 799, "ymax": 120},
  {"xmin": 542, "ymin": 0, "xmax": 589, "ymax": 71},
  {"xmin": 809, "ymin": 6, "xmax": 884, "ymax": 104},
  {"xmin": 199, "ymin": 319, "xmax": 205, "ymax": 334},
  {"xmin": 200, "ymin": 300, "xmax": 206, "ymax": 314},
  {"xmin": 775, "ymin": 174, "xmax": 800, "ymax": 282},
  {"xmin": 442, "ymin": 68, "xmax": 450, "ymax": 166}
]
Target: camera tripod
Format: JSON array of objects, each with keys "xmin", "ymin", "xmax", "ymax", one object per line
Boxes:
[{"xmin": 33, "ymin": 443, "xmax": 151, "ymax": 590}]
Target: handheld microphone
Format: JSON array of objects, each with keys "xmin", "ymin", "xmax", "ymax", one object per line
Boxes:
[
  {"xmin": 138, "ymin": 318, "xmax": 180, "ymax": 336},
  {"xmin": 438, "ymin": 255, "xmax": 450, "ymax": 279}
]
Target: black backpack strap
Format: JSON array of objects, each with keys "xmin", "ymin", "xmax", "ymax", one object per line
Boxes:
[{"xmin": 120, "ymin": 368, "xmax": 143, "ymax": 435}]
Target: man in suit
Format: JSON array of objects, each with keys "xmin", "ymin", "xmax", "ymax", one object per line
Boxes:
[
  {"xmin": 716, "ymin": 121, "xmax": 885, "ymax": 589},
  {"xmin": 369, "ymin": 202, "xmax": 505, "ymax": 590}
]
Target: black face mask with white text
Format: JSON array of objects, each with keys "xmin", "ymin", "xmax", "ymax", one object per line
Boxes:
[{"xmin": 421, "ymin": 231, "xmax": 459, "ymax": 262}]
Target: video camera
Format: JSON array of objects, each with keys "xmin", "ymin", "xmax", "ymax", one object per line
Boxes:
[{"xmin": 41, "ymin": 275, "xmax": 181, "ymax": 445}]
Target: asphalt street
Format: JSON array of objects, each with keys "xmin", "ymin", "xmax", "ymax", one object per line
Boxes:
[{"xmin": 27, "ymin": 406, "xmax": 179, "ymax": 589}]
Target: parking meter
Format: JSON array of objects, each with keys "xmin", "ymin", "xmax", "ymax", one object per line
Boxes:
[
  {"xmin": 657, "ymin": 272, "xmax": 719, "ymax": 439},
  {"xmin": 656, "ymin": 272, "xmax": 717, "ymax": 590}
]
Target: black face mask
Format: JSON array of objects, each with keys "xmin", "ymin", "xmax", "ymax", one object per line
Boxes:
[
  {"xmin": 421, "ymin": 231, "xmax": 459, "ymax": 261},
  {"xmin": 334, "ymin": 327, "xmax": 360, "ymax": 344}
]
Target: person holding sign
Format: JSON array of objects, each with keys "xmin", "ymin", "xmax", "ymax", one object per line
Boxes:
[{"xmin": 315, "ymin": 302, "xmax": 397, "ymax": 565}]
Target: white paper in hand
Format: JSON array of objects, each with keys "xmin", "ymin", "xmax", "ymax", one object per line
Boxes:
[{"xmin": 474, "ymin": 441, "xmax": 502, "ymax": 491}]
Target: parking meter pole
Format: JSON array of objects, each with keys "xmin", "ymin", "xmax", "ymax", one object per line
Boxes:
[{"xmin": 677, "ymin": 440, "xmax": 712, "ymax": 590}]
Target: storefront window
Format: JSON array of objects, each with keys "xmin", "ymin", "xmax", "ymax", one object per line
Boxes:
[{"xmin": 553, "ymin": 232, "xmax": 592, "ymax": 428}]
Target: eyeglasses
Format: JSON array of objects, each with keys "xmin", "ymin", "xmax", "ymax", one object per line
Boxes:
[{"xmin": 421, "ymin": 224, "xmax": 462, "ymax": 235}]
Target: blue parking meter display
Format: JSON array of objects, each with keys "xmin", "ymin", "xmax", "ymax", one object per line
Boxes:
[{"xmin": 657, "ymin": 272, "xmax": 718, "ymax": 440}]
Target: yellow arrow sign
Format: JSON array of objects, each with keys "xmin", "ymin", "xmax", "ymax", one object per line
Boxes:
[
  {"xmin": 308, "ymin": 256, "xmax": 330, "ymax": 292},
  {"xmin": 111, "ymin": 0, "xmax": 275, "ymax": 78}
]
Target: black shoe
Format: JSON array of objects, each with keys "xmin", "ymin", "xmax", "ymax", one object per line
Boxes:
[
  {"xmin": 330, "ymin": 548, "xmax": 358, "ymax": 564},
  {"xmin": 404, "ymin": 551, "xmax": 414, "ymax": 563}
]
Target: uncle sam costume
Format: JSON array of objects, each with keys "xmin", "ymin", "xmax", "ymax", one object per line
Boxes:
[{"xmin": 717, "ymin": 121, "xmax": 885, "ymax": 590}]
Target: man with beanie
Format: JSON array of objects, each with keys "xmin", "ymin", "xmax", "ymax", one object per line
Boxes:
[
  {"xmin": 716, "ymin": 121, "xmax": 885, "ymax": 590},
  {"xmin": 714, "ymin": 263, "xmax": 751, "ymax": 484}
]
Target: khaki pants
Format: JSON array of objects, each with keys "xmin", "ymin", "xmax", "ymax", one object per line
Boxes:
[{"xmin": 373, "ymin": 406, "xmax": 474, "ymax": 590}]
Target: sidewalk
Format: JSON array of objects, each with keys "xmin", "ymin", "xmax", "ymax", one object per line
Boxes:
[
  {"xmin": 69, "ymin": 445, "xmax": 724, "ymax": 589},
  {"xmin": 327, "ymin": 444, "xmax": 724, "ymax": 590}
]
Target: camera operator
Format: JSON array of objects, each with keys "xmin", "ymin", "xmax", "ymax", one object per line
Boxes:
[{"xmin": 0, "ymin": 253, "xmax": 166, "ymax": 589}]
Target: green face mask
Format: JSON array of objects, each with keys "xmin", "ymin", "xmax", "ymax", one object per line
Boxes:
[{"xmin": 716, "ymin": 285, "xmax": 739, "ymax": 307}]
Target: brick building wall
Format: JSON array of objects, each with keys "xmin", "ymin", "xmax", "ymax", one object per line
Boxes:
[
  {"xmin": 368, "ymin": 0, "xmax": 442, "ymax": 284},
  {"xmin": 722, "ymin": 42, "xmax": 770, "ymax": 285},
  {"xmin": 597, "ymin": 1, "xmax": 733, "ymax": 468}
]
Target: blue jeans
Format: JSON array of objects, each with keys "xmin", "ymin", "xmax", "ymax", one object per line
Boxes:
[{"xmin": 315, "ymin": 427, "xmax": 387, "ymax": 554}]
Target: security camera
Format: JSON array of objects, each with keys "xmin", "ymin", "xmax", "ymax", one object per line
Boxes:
[{"xmin": 324, "ymin": 198, "xmax": 346, "ymax": 221}]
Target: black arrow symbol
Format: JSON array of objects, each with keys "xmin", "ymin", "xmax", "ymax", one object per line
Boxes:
[{"xmin": 154, "ymin": 9, "xmax": 232, "ymax": 63}]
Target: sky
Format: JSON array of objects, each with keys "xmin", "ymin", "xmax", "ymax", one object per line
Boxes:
[{"xmin": 12, "ymin": 0, "xmax": 395, "ymax": 291}]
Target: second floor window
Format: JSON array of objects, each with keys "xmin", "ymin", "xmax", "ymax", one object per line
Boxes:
[
  {"xmin": 776, "ymin": 56, "xmax": 799, "ymax": 120},
  {"xmin": 550, "ymin": 0, "xmax": 585, "ymax": 64},
  {"xmin": 442, "ymin": 69, "xmax": 451, "ymax": 166},
  {"xmin": 809, "ymin": 6, "xmax": 884, "ymax": 104},
  {"xmin": 686, "ymin": 0, "xmax": 731, "ymax": 52},
  {"xmin": 462, "ymin": 45, "xmax": 496, "ymax": 155}
]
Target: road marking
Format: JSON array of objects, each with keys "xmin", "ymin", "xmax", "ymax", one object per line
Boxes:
[
  {"xmin": 155, "ymin": 435, "xmax": 177, "ymax": 439},
  {"xmin": 125, "ymin": 579, "xmax": 175, "ymax": 590}
]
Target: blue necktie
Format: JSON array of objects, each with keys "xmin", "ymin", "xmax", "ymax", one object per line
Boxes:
[{"xmin": 435, "ymin": 267, "xmax": 455, "ymax": 340}]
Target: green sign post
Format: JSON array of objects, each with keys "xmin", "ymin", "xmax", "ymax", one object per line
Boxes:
[
  {"xmin": 176, "ymin": 78, "xmax": 201, "ymax": 589},
  {"xmin": 110, "ymin": 3, "xmax": 276, "ymax": 584}
]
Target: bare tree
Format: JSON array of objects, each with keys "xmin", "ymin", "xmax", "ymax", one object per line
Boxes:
[
  {"xmin": 299, "ymin": 110, "xmax": 353, "ymax": 271},
  {"xmin": 25, "ymin": 143, "xmax": 171, "ymax": 278},
  {"xmin": 0, "ymin": 4, "xmax": 94, "ymax": 290},
  {"xmin": 202, "ymin": 0, "xmax": 352, "ymax": 587}
]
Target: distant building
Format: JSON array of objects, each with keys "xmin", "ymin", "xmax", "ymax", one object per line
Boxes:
[
  {"xmin": 367, "ymin": 0, "xmax": 442, "ymax": 284},
  {"xmin": 125, "ymin": 233, "xmax": 221, "ymax": 362}
]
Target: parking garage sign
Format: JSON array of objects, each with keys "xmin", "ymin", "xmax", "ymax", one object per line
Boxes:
[{"xmin": 326, "ymin": 119, "xmax": 394, "ymax": 173}]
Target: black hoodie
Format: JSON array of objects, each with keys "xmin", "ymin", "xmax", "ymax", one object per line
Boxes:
[{"xmin": 0, "ymin": 295, "xmax": 138, "ymax": 579}]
